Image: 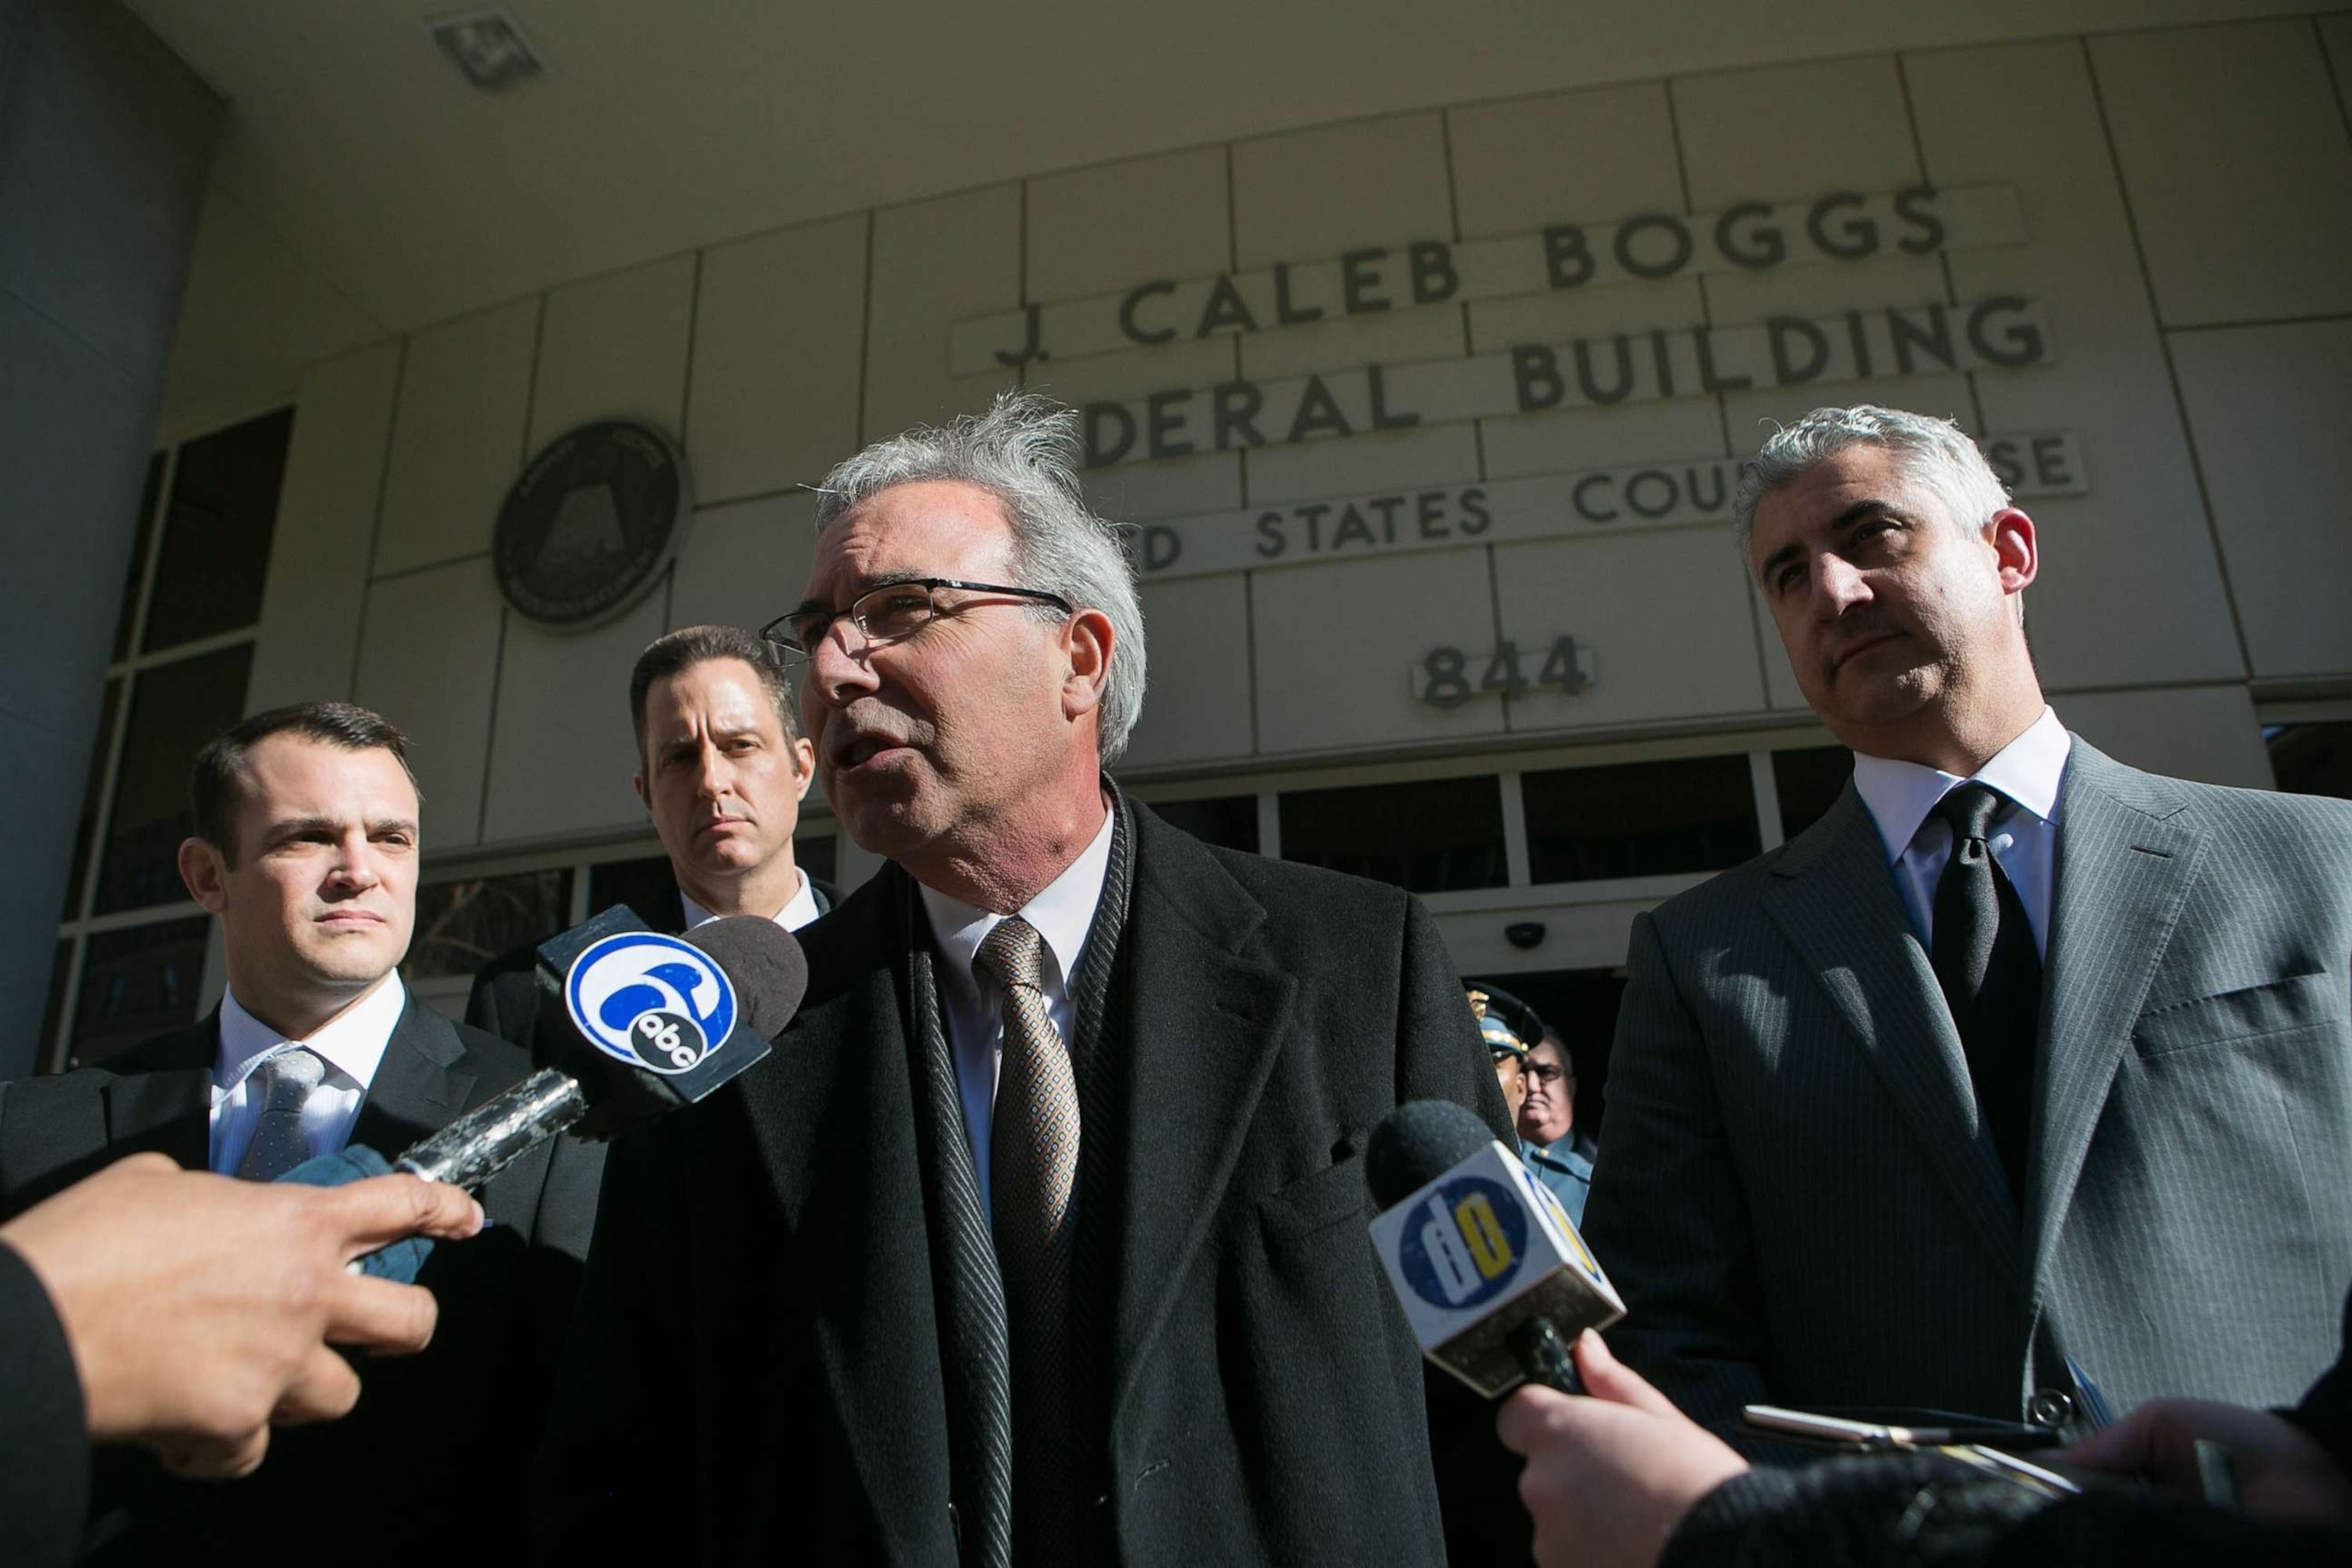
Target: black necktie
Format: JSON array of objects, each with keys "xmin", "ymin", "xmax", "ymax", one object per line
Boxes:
[{"xmin": 1930, "ymin": 783, "xmax": 2042, "ymax": 1208}]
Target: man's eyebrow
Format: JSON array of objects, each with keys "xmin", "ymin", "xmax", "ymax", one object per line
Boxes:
[
  {"xmin": 1756, "ymin": 498, "xmax": 1906, "ymax": 583},
  {"xmin": 1756, "ymin": 541, "xmax": 1805, "ymax": 583},
  {"xmin": 370, "ymin": 816, "xmax": 420, "ymax": 838},
  {"xmin": 790, "ymin": 570, "xmax": 929, "ymax": 617}
]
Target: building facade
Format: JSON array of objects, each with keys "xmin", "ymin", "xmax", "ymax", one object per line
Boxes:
[{"xmin": 37, "ymin": 11, "xmax": 2352, "ymax": 1100}]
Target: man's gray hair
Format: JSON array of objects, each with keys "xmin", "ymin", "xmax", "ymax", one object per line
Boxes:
[
  {"xmin": 1732, "ymin": 405, "xmax": 2014, "ymax": 570},
  {"xmin": 812, "ymin": 392, "xmax": 1148, "ymax": 762}
]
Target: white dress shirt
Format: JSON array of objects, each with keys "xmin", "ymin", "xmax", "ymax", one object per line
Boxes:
[
  {"xmin": 680, "ymin": 866, "xmax": 823, "ymax": 933},
  {"xmin": 919, "ymin": 810, "xmax": 1117, "ymax": 1215},
  {"xmin": 1850, "ymin": 706, "xmax": 2072, "ymax": 958},
  {"xmin": 209, "ymin": 972, "xmax": 408, "ymax": 1174}
]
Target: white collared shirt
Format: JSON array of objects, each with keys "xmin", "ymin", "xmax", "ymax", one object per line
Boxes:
[
  {"xmin": 1850, "ymin": 706, "xmax": 2072, "ymax": 957},
  {"xmin": 918, "ymin": 809, "xmax": 1117, "ymax": 1215},
  {"xmin": 209, "ymin": 973, "xmax": 408, "ymax": 1175},
  {"xmin": 679, "ymin": 867, "xmax": 823, "ymax": 934}
]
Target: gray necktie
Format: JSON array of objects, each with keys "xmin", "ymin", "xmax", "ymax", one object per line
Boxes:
[
  {"xmin": 975, "ymin": 915, "xmax": 1083, "ymax": 1560},
  {"xmin": 234, "ymin": 1047, "xmax": 327, "ymax": 1182},
  {"xmin": 978, "ymin": 916, "xmax": 1079, "ymax": 1281}
]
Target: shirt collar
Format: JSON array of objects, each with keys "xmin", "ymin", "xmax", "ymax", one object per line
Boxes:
[
  {"xmin": 1851, "ymin": 706, "xmax": 2071, "ymax": 862},
  {"xmin": 215, "ymin": 972, "xmax": 407, "ymax": 1096},
  {"xmin": 918, "ymin": 808, "xmax": 1118, "ymax": 1001},
  {"xmin": 680, "ymin": 868, "xmax": 819, "ymax": 934}
]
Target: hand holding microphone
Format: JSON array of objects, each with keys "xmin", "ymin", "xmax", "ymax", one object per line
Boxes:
[
  {"xmin": 1, "ymin": 1152, "xmax": 484, "ymax": 1478},
  {"xmin": 1496, "ymin": 1331, "xmax": 1749, "ymax": 1568},
  {"xmin": 281, "ymin": 908, "xmax": 808, "ymax": 1282}
]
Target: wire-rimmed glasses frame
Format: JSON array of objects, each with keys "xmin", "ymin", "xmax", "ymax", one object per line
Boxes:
[{"xmin": 761, "ymin": 577, "xmax": 1075, "ymax": 669}]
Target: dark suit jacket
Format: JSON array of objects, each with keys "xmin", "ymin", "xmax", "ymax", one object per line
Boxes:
[
  {"xmin": 464, "ymin": 877, "xmax": 833, "ymax": 1045},
  {"xmin": 0, "ymin": 1237, "xmax": 87, "ymax": 1568},
  {"xmin": 0, "ymin": 994, "xmax": 606, "ymax": 1564},
  {"xmin": 1584, "ymin": 739, "xmax": 2352, "ymax": 1437},
  {"xmin": 537, "ymin": 805, "xmax": 1522, "ymax": 1564}
]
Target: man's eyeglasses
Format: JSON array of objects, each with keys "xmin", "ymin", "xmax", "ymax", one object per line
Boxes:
[
  {"xmin": 762, "ymin": 578, "xmax": 1073, "ymax": 669},
  {"xmin": 1526, "ymin": 1063, "xmax": 1567, "ymax": 1086}
]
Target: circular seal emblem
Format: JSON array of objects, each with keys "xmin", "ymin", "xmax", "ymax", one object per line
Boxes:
[
  {"xmin": 1396, "ymin": 1175, "xmax": 1527, "ymax": 1310},
  {"xmin": 564, "ymin": 932, "xmax": 738, "ymax": 1076},
  {"xmin": 492, "ymin": 420, "xmax": 689, "ymax": 629}
]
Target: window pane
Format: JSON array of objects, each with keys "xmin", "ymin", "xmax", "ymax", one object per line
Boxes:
[
  {"xmin": 1772, "ymin": 746, "xmax": 1856, "ymax": 841},
  {"xmin": 142, "ymin": 408, "xmax": 293, "ymax": 652},
  {"xmin": 796, "ymin": 834, "xmax": 838, "ymax": 888},
  {"xmin": 587, "ymin": 855, "xmax": 679, "ymax": 922},
  {"xmin": 2270, "ymin": 724, "xmax": 2352, "ymax": 802},
  {"xmin": 93, "ymin": 645, "xmax": 255, "ymax": 914},
  {"xmin": 113, "ymin": 452, "xmax": 165, "ymax": 661},
  {"xmin": 41, "ymin": 940, "xmax": 74, "ymax": 1074},
  {"xmin": 1279, "ymin": 776, "xmax": 1507, "ymax": 893},
  {"xmin": 1524, "ymin": 756, "xmax": 1759, "ymax": 884},
  {"xmin": 403, "ymin": 868, "xmax": 576, "ymax": 980},
  {"xmin": 1148, "ymin": 795, "xmax": 1260, "ymax": 854},
  {"xmin": 70, "ymin": 916, "xmax": 211, "ymax": 1067},
  {"xmin": 62, "ymin": 678, "xmax": 122, "ymax": 919}
]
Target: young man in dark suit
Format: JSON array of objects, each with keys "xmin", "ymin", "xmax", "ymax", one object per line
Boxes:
[
  {"xmin": 464, "ymin": 624, "xmax": 831, "ymax": 1042},
  {"xmin": 0, "ymin": 701, "xmax": 601, "ymax": 1562},
  {"xmin": 538, "ymin": 395, "xmax": 1521, "ymax": 1566},
  {"xmin": 1583, "ymin": 405, "xmax": 2352, "ymax": 1442}
]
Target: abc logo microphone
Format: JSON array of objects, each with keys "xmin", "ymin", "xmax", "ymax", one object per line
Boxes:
[
  {"xmin": 565, "ymin": 930, "xmax": 740, "ymax": 1076},
  {"xmin": 278, "ymin": 906, "xmax": 808, "ymax": 1281},
  {"xmin": 1367, "ymin": 1099, "xmax": 1624, "ymax": 1398}
]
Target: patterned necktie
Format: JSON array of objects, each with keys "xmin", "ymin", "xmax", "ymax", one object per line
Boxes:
[
  {"xmin": 1930, "ymin": 783, "xmax": 2043, "ymax": 1207},
  {"xmin": 234, "ymin": 1046, "xmax": 327, "ymax": 1182},
  {"xmin": 973, "ymin": 914, "xmax": 1082, "ymax": 1561}
]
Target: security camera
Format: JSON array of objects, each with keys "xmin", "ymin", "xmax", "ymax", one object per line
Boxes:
[{"xmin": 1504, "ymin": 921, "xmax": 1546, "ymax": 951}]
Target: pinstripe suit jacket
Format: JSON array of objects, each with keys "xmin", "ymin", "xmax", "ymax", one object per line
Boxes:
[{"xmin": 1583, "ymin": 737, "xmax": 2352, "ymax": 1436}]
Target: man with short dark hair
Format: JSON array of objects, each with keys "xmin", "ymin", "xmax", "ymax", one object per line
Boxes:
[
  {"xmin": 467, "ymin": 624, "xmax": 829, "ymax": 1039},
  {"xmin": 1583, "ymin": 404, "xmax": 2352, "ymax": 1440},
  {"xmin": 541, "ymin": 395, "xmax": 1521, "ymax": 1566},
  {"xmin": 0, "ymin": 701, "xmax": 600, "ymax": 1560}
]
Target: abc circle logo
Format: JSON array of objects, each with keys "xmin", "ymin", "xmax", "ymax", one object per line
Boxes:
[
  {"xmin": 1397, "ymin": 1176, "xmax": 1527, "ymax": 1309},
  {"xmin": 564, "ymin": 933, "xmax": 738, "ymax": 1076}
]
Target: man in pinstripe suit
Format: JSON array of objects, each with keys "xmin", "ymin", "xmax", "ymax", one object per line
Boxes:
[{"xmin": 1582, "ymin": 405, "xmax": 2352, "ymax": 1443}]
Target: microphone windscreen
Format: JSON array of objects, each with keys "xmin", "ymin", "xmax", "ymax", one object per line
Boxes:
[
  {"xmin": 1367, "ymin": 1099, "xmax": 1498, "ymax": 1211},
  {"xmin": 678, "ymin": 916, "xmax": 809, "ymax": 1039},
  {"xmin": 276, "ymin": 1144, "xmax": 433, "ymax": 1282}
]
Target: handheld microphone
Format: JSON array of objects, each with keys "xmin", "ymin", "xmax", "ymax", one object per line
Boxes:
[
  {"xmin": 1365, "ymin": 1099, "xmax": 1624, "ymax": 1399},
  {"xmin": 280, "ymin": 908, "xmax": 809, "ymax": 1279}
]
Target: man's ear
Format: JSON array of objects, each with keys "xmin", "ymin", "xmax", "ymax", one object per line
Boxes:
[
  {"xmin": 632, "ymin": 771, "xmax": 650, "ymax": 815},
  {"xmin": 791, "ymin": 737, "xmax": 815, "ymax": 800},
  {"xmin": 178, "ymin": 838, "xmax": 229, "ymax": 913},
  {"xmin": 1060, "ymin": 608, "xmax": 1115, "ymax": 721},
  {"xmin": 1990, "ymin": 507, "xmax": 2038, "ymax": 596}
]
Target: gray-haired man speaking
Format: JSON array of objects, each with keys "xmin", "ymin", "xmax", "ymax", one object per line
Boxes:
[
  {"xmin": 540, "ymin": 394, "xmax": 1521, "ymax": 1566},
  {"xmin": 1583, "ymin": 403, "xmax": 2352, "ymax": 1444}
]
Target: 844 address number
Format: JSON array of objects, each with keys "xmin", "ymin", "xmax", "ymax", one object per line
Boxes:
[{"xmin": 1411, "ymin": 636, "xmax": 1596, "ymax": 709}]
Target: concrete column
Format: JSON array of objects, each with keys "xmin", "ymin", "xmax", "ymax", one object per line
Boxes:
[{"xmin": 0, "ymin": 0, "xmax": 217, "ymax": 1077}]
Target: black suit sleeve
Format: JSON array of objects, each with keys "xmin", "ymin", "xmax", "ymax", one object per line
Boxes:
[
  {"xmin": 1391, "ymin": 894, "xmax": 1534, "ymax": 1566},
  {"xmin": 1580, "ymin": 910, "xmax": 1777, "ymax": 1439},
  {"xmin": 531, "ymin": 1116, "xmax": 692, "ymax": 1557},
  {"xmin": 1663, "ymin": 1452, "xmax": 2352, "ymax": 1568},
  {"xmin": 0, "ymin": 1241, "xmax": 90, "ymax": 1568}
]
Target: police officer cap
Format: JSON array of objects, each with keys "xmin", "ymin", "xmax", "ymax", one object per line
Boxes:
[{"xmin": 1466, "ymin": 983, "xmax": 1544, "ymax": 1059}]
